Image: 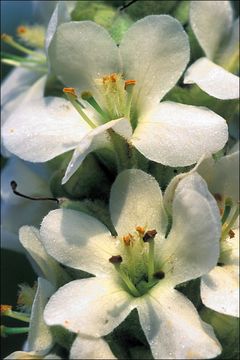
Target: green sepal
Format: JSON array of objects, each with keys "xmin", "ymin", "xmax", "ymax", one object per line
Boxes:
[
  {"xmin": 105, "ymin": 309, "xmax": 153, "ymax": 359},
  {"xmin": 110, "ymin": 13, "xmax": 133, "ymax": 43},
  {"xmin": 124, "ymin": 0, "xmax": 177, "ymax": 21},
  {"xmin": 50, "ymin": 153, "xmax": 111, "ymax": 200},
  {"xmin": 51, "ymin": 325, "xmax": 75, "ymax": 351}
]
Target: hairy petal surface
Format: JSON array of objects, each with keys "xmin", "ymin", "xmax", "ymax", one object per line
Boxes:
[
  {"xmin": 190, "ymin": 1, "xmax": 233, "ymax": 59},
  {"xmin": 48, "ymin": 21, "xmax": 120, "ymax": 91},
  {"xmin": 159, "ymin": 173, "xmax": 221, "ymax": 285},
  {"xmin": 184, "ymin": 57, "xmax": 239, "ymax": 99},
  {"xmin": 2, "ymin": 97, "xmax": 91, "ymax": 162},
  {"xmin": 40, "ymin": 209, "xmax": 116, "ymax": 277},
  {"xmin": 137, "ymin": 287, "xmax": 221, "ymax": 359},
  {"xmin": 110, "ymin": 169, "xmax": 167, "ymax": 236},
  {"xmin": 131, "ymin": 101, "xmax": 228, "ymax": 166},
  {"xmin": 70, "ymin": 336, "xmax": 116, "ymax": 360},
  {"xmin": 44, "ymin": 277, "xmax": 134, "ymax": 337},
  {"xmin": 120, "ymin": 15, "xmax": 189, "ymax": 113}
]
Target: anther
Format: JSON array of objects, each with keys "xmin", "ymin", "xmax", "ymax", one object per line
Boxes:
[
  {"xmin": 17, "ymin": 26, "xmax": 27, "ymax": 34},
  {"xmin": 153, "ymin": 271, "xmax": 165, "ymax": 280},
  {"xmin": 136, "ymin": 226, "xmax": 145, "ymax": 236},
  {"xmin": 217, "ymin": 262, "xmax": 224, "ymax": 266},
  {"xmin": 0, "ymin": 305, "xmax": 12, "ymax": 313},
  {"xmin": 63, "ymin": 87, "xmax": 77, "ymax": 98},
  {"xmin": 124, "ymin": 79, "xmax": 136, "ymax": 89},
  {"xmin": 123, "ymin": 234, "xmax": 133, "ymax": 246},
  {"xmin": 109, "ymin": 255, "xmax": 123, "ymax": 264},
  {"xmin": 10, "ymin": 180, "xmax": 59, "ymax": 204},
  {"xmin": 214, "ymin": 193, "xmax": 223, "ymax": 202},
  {"xmin": 143, "ymin": 229, "xmax": 157, "ymax": 242},
  {"xmin": 228, "ymin": 229, "xmax": 235, "ymax": 238}
]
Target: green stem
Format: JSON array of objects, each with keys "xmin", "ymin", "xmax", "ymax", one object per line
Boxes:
[
  {"xmin": 221, "ymin": 198, "xmax": 233, "ymax": 225},
  {"xmin": 2, "ymin": 309, "xmax": 30, "ymax": 323},
  {"xmin": 82, "ymin": 93, "xmax": 109, "ymax": 123},
  {"xmin": 148, "ymin": 240, "xmax": 155, "ymax": 282},
  {"xmin": 65, "ymin": 93, "xmax": 97, "ymax": 129},
  {"xmin": 108, "ymin": 129, "xmax": 131, "ymax": 172},
  {"xmin": 117, "ymin": 268, "xmax": 140, "ymax": 297},
  {"xmin": 1, "ymin": 325, "xmax": 29, "ymax": 337}
]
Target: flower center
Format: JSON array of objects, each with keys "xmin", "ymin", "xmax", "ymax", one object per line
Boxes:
[
  {"xmin": 63, "ymin": 73, "xmax": 136, "ymax": 128},
  {"xmin": 109, "ymin": 227, "xmax": 165, "ymax": 297}
]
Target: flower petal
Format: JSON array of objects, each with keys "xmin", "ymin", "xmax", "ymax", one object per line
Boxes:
[
  {"xmin": 198, "ymin": 150, "xmax": 239, "ymax": 203},
  {"xmin": 201, "ymin": 265, "xmax": 239, "ymax": 317},
  {"xmin": 218, "ymin": 18, "xmax": 239, "ymax": 67},
  {"xmin": 44, "ymin": 277, "xmax": 134, "ymax": 337},
  {"xmin": 62, "ymin": 117, "xmax": 132, "ymax": 184},
  {"xmin": 48, "ymin": 21, "xmax": 120, "ymax": 90},
  {"xmin": 131, "ymin": 101, "xmax": 228, "ymax": 166},
  {"xmin": 28, "ymin": 278, "xmax": 55, "ymax": 354},
  {"xmin": 159, "ymin": 173, "xmax": 221, "ymax": 285},
  {"xmin": 184, "ymin": 57, "xmax": 239, "ymax": 99},
  {"xmin": 110, "ymin": 169, "xmax": 167, "ymax": 237},
  {"xmin": 137, "ymin": 287, "xmax": 221, "ymax": 359},
  {"xmin": 19, "ymin": 226, "xmax": 69, "ymax": 287},
  {"xmin": 40, "ymin": 209, "xmax": 116, "ymax": 276},
  {"xmin": 120, "ymin": 15, "xmax": 189, "ymax": 113},
  {"xmin": 190, "ymin": 0, "xmax": 233, "ymax": 59},
  {"xmin": 45, "ymin": 1, "xmax": 70, "ymax": 53},
  {"xmin": 70, "ymin": 336, "xmax": 116, "ymax": 360},
  {"xmin": 2, "ymin": 97, "xmax": 91, "ymax": 162}
]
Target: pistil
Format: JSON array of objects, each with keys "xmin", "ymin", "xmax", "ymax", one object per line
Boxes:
[{"xmin": 143, "ymin": 230, "xmax": 157, "ymax": 282}]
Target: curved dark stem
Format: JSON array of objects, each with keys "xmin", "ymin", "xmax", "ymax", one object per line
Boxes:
[
  {"xmin": 120, "ymin": 0, "xmax": 138, "ymax": 11},
  {"xmin": 10, "ymin": 180, "xmax": 59, "ymax": 204}
]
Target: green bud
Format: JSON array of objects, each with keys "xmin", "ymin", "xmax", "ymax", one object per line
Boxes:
[
  {"xmin": 125, "ymin": 1, "xmax": 177, "ymax": 21},
  {"xmin": 110, "ymin": 13, "xmax": 133, "ymax": 43}
]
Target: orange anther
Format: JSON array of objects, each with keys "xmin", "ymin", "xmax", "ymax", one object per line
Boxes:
[
  {"xmin": 123, "ymin": 234, "xmax": 133, "ymax": 246},
  {"xmin": 136, "ymin": 226, "xmax": 145, "ymax": 236},
  {"xmin": 0, "ymin": 305, "xmax": 12, "ymax": 313},
  {"xmin": 63, "ymin": 87, "xmax": 77, "ymax": 98},
  {"xmin": 125, "ymin": 79, "xmax": 136, "ymax": 89},
  {"xmin": 17, "ymin": 26, "xmax": 27, "ymax": 34}
]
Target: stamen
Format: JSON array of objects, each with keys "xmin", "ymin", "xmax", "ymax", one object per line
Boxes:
[
  {"xmin": 1, "ymin": 305, "xmax": 30, "ymax": 323},
  {"xmin": 228, "ymin": 229, "xmax": 235, "ymax": 238},
  {"xmin": 221, "ymin": 203, "xmax": 239, "ymax": 241},
  {"xmin": 1, "ymin": 33, "xmax": 41, "ymax": 57},
  {"xmin": 221, "ymin": 198, "xmax": 233, "ymax": 224},
  {"xmin": 124, "ymin": 79, "xmax": 136, "ymax": 89},
  {"xmin": 1, "ymin": 325, "xmax": 29, "ymax": 337},
  {"xmin": 136, "ymin": 226, "xmax": 145, "ymax": 236},
  {"xmin": 10, "ymin": 181, "xmax": 59, "ymax": 204},
  {"xmin": 143, "ymin": 229, "xmax": 157, "ymax": 242},
  {"xmin": 17, "ymin": 26, "xmax": 27, "ymax": 34},
  {"xmin": 63, "ymin": 88, "xmax": 97, "ymax": 129},
  {"xmin": 123, "ymin": 234, "xmax": 133, "ymax": 246},
  {"xmin": 81, "ymin": 91, "xmax": 109, "ymax": 122},
  {"xmin": 109, "ymin": 255, "xmax": 122, "ymax": 264},
  {"xmin": 214, "ymin": 193, "xmax": 223, "ymax": 202}
]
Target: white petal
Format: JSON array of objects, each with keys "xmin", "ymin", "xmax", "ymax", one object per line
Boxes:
[
  {"xmin": 201, "ymin": 265, "xmax": 239, "ymax": 317},
  {"xmin": 110, "ymin": 169, "xmax": 167, "ymax": 237},
  {"xmin": 4, "ymin": 351, "xmax": 40, "ymax": 359},
  {"xmin": 19, "ymin": 226, "xmax": 69, "ymax": 287},
  {"xmin": 62, "ymin": 117, "xmax": 132, "ymax": 184},
  {"xmin": 48, "ymin": 21, "xmax": 120, "ymax": 90},
  {"xmin": 159, "ymin": 173, "xmax": 221, "ymax": 285},
  {"xmin": 40, "ymin": 209, "xmax": 116, "ymax": 276},
  {"xmin": 44, "ymin": 277, "xmax": 134, "ymax": 337},
  {"xmin": 190, "ymin": 1, "xmax": 233, "ymax": 59},
  {"xmin": 28, "ymin": 278, "xmax": 55, "ymax": 354},
  {"xmin": 1, "ymin": 72, "xmax": 46, "ymax": 126},
  {"xmin": 198, "ymin": 150, "xmax": 239, "ymax": 203},
  {"xmin": 184, "ymin": 57, "xmax": 239, "ymax": 99},
  {"xmin": 45, "ymin": 1, "xmax": 70, "ymax": 53},
  {"xmin": 120, "ymin": 15, "xmax": 189, "ymax": 113},
  {"xmin": 137, "ymin": 287, "xmax": 221, "ymax": 359},
  {"xmin": 218, "ymin": 18, "xmax": 239, "ymax": 67},
  {"xmin": 2, "ymin": 97, "xmax": 91, "ymax": 162},
  {"xmin": 131, "ymin": 101, "xmax": 228, "ymax": 167},
  {"xmin": 70, "ymin": 336, "xmax": 116, "ymax": 360}
]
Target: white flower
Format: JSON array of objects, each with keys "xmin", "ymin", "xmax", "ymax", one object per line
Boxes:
[
  {"xmin": 2, "ymin": 15, "xmax": 228, "ymax": 183},
  {"xmin": 1, "ymin": 157, "xmax": 56, "ymax": 252},
  {"xmin": 41, "ymin": 169, "xmax": 222, "ymax": 359},
  {"xmin": 184, "ymin": 1, "xmax": 239, "ymax": 99},
  {"xmin": 198, "ymin": 147, "xmax": 239, "ymax": 317},
  {"xmin": 70, "ymin": 336, "xmax": 116, "ymax": 360}
]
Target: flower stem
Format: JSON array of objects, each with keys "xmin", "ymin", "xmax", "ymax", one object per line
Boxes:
[
  {"xmin": 148, "ymin": 240, "xmax": 155, "ymax": 282},
  {"xmin": 1, "ymin": 325, "xmax": 29, "ymax": 337}
]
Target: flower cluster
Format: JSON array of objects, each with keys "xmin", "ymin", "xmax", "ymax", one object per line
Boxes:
[{"xmin": 1, "ymin": 1, "xmax": 239, "ymax": 359}]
